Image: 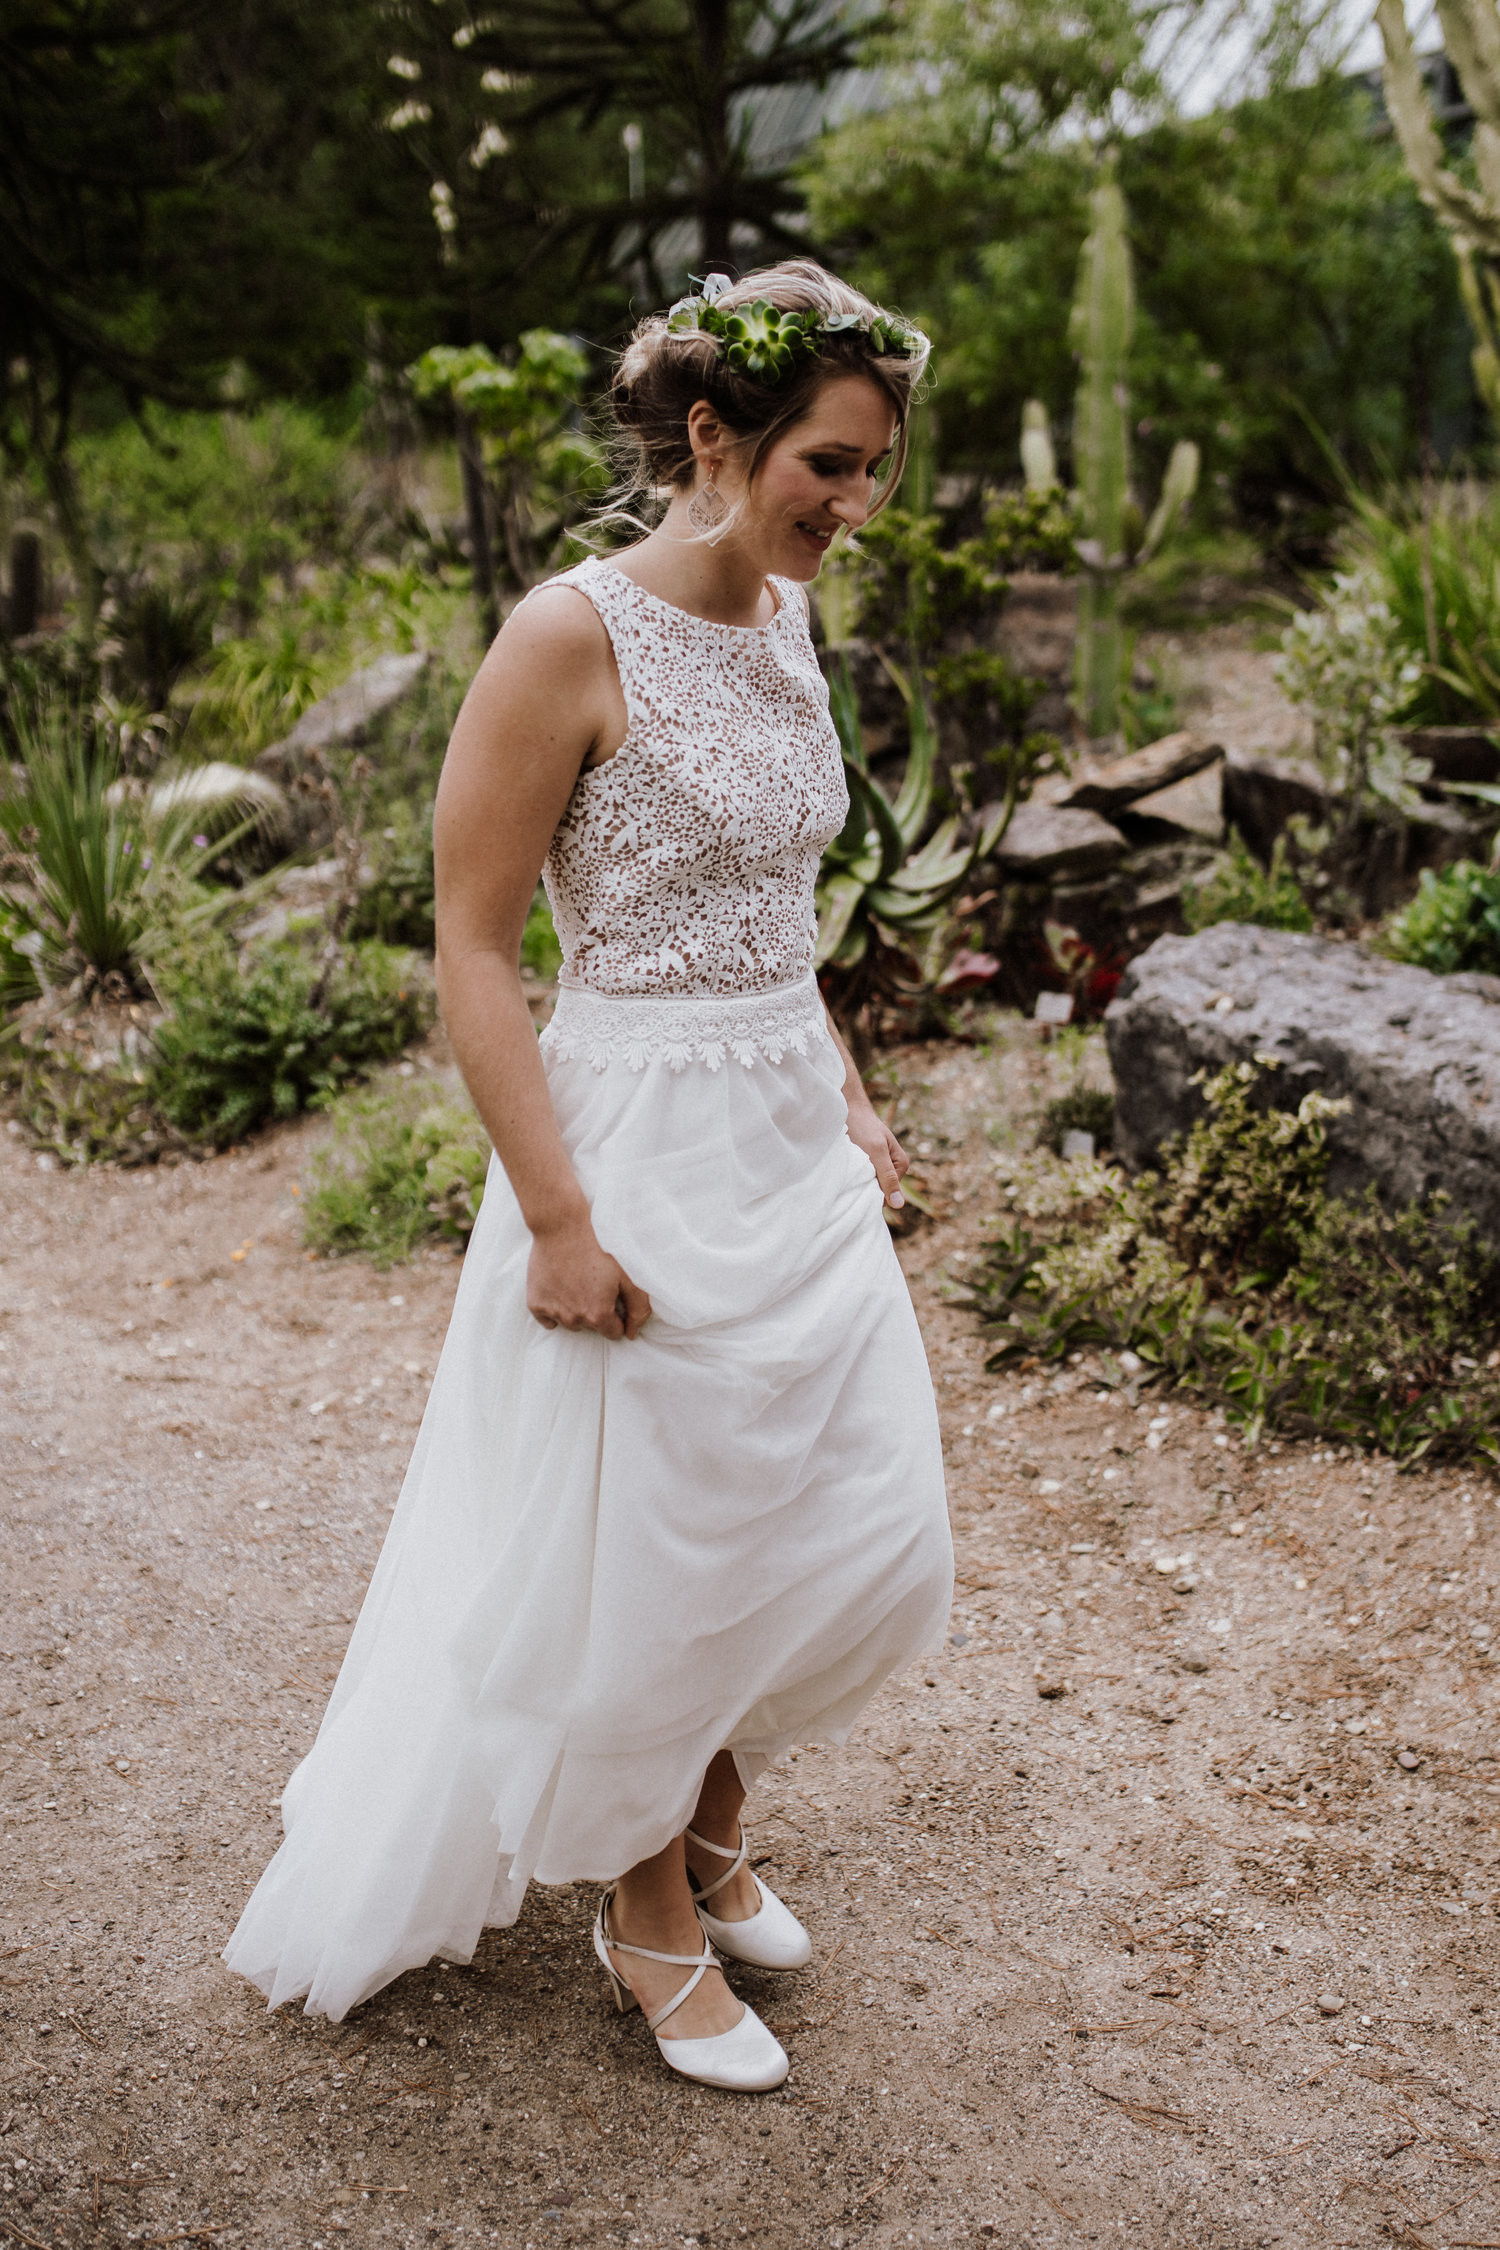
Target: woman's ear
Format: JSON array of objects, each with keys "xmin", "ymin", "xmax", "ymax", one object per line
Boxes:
[{"xmin": 686, "ymin": 397, "xmax": 730, "ymax": 470}]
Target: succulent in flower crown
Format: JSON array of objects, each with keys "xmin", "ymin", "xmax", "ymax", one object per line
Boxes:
[{"xmin": 665, "ymin": 273, "xmax": 926, "ymax": 388}]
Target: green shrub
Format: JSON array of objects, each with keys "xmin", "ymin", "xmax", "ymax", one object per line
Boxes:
[
  {"xmin": 1381, "ymin": 859, "xmax": 1500, "ymax": 977},
  {"xmin": 1183, "ymin": 829, "xmax": 1314, "ymax": 934},
  {"xmin": 963, "ymin": 1058, "xmax": 1500, "ymax": 1463},
  {"xmin": 150, "ymin": 938, "xmax": 433, "ymax": 1147},
  {"xmin": 301, "ymin": 1083, "xmax": 490, "ymax": 1267},
  {"xmin": 1, "ymin": 904, "xmax": 41, "ymax": 1010},
  {"xmin": 348, "ymin": 800, "xmax": 437, "ymax": 949},
  {"xmin": 1036, "ymin": 1085, "xmax": 1115, "ymax": 1155},
  {"xmin": 2, "ymin": 1034, "xmax": 189, "ymax": 1167},
  {"xmin": 1341, "ymin": 479, "xmax": 1500, "ymax": 725},
  {"xmin": 522, "ymin": 887, "xmax": 562, "ymax": 980}
]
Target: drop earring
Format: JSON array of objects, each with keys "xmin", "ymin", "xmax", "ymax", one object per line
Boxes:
[{"xmin": 687, "ymin": 464, "xmax": 729, "ymax": 536}]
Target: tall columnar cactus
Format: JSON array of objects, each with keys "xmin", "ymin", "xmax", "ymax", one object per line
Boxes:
[
  {"xmin": 1377, "ymin": 0, "xmax": 1500, "ymax": 425},
  {"xmin": 1068, "ymin": 164, "xmax": 1199, "ymax": 740}
]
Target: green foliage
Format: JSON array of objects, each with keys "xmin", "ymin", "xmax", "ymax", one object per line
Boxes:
[
  {"xmin": 816, "ymin": 658, "xmax": 1018, "ymax": 975},
  {"xmin": 0, "ymin": 700, "xmax": 272, "ymax": 999},
  {"xmin": 964, "ymin": 1059, "xmax": 1500, "ymax": 1463},
  {"xmin": 1275, "ymin": 570, "xmax": 1429, "ymax": 817},
  {"xmin": 2, "ymin": 1033, "xmax": 188, "ymax": 1168},
  {"xmin": 1382, "ymin": 859, "xmax": 1500, "ymax": 977},
  {"xmin": 77, "ymin": 406, "xmax": 368, "ymax": 633},
  {"xmin": 1340, "ymin": 482, "xmax": 1500, "ymax": 725},
  {"xmin": 1184, "ymin": 830, "xmax": 1314, "ymax": 935},
  {"xmin": 1036, "ymin": 1084, "xmax": 1115, "ymax": 1155},
  {"xmin": 522, "ymin": 889, "xmax": 562, "ymax": 981},
  {"xmin": 0, "ymin": 904, "xmax": 41, "ymax": 1010},
  {"xmin": 348, "ymin": 801, "xmax": 436, "ymax": 950},
  {"xmin": 150, "ymin": 938, "xmax": 433, "ymax": 1148},
  {"xmin": 805, "ymin": 47, "xmax": 1473, "ymax": 537},
  {"xmin": 301, "ymin": 1083, "xmax": 490, "ymax": 1268},
  {"xmin": 409, "ymin": 334, "xmax": 606, "ymax": 589},
  {"xmin": 849, "ymin": 500, "xmax": 1074, "ymax": 660},
  {"xmin": 842, "ymin": 511, "xmax": 1006, "ymax": 657}
]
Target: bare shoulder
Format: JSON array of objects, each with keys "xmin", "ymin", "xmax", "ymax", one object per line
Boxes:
[{"xmin": 487, "ymin": 580, "xmax": 611, "ymax": 686}]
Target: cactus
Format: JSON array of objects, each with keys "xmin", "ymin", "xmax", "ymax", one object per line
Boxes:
[
  {"xmin": 1065, "ymin": 162, "xmax": 1199, "ymax": 740},
  {"xmin": 1376, "ymin": 0, "xmax": 1500, "ymax": 425}
]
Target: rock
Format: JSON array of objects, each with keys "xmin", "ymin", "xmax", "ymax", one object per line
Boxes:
[
  {"xmin": 1034, "ymin": 1669, "xmax": 1067, "ymax": 1699},
  {"xmin": 1064, "ymin": 731, "xmax": 1223, "ymax": 814},
  {"xmin": 1119, "ymin": 760, "xmax": 1225, "ymax": 845},
  {"xmin": 1221, "ymin": 751, "xmax": 1328, "ymax": 862},
  {"xmin": 1398, "ymin": 724, "xmax": 1500, "ymax": 787},
  {"xmin": 995, "ymin": 802, "xmax": 1128, "ymax": 882},
  {"xmin": 1396, "ymin": 1749, "xmax": 1422, "ymax": 1771},
  {"xmin": 1178, "ymin": 1649, "xmax": 1212, "ymax": 1674},
  {"xmin": 258, "ymin": 650, "xmax": 430, "ymax": 774},
  {"xmin": 1316, "ymin": 1993, "xmax": 1346, "ymax": 2016},
  {"xmin": 1105, "ymin": 923, "xmax": 1500, "ymax": 1234},
  {"xmin": 1220, "ymin": 753, "xmax": 1489, "ymax": 913}
]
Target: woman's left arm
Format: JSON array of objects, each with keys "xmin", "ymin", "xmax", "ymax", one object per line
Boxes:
[{"xmin": 822, "ymin": 1005, "xmax": 908, "ymax": 1209}]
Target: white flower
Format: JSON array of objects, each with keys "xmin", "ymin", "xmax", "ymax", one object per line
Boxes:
[{"xmin": 468, "ymin": 123, "xmax": 509, "ymax": 168}]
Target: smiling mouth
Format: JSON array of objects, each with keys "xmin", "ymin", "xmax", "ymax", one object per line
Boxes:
[{"xmin": 796, "ymin": 522, "xmax": 834, "ymax": 545}]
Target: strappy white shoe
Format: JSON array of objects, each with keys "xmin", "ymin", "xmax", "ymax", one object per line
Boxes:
[
  {"xmin": 686, "ymin": 1825, "xmax": 813, "ymax": 1971},
  {"xmin": 592, "ymin": 1890, "xmax": 789, "ymax": 2093}
]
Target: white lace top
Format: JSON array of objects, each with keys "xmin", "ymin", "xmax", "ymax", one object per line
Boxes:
[{"xmin": 539, "ymin": 557, "xmax": 848, "ymax": 1002}]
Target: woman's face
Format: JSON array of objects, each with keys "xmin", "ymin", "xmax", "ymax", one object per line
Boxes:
[{"xmin": 724, "ymin": 372, "xmax": 899, "ymax": 582}]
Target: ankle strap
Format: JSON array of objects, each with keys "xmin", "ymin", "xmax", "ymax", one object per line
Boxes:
[
  {"xmin": 598, "ymin": 1894, "xmax": 717, "ymax": 2034},
  {"xmin": 685, "ymin": 1824, "xmax": 747, "ymax": 1905}
]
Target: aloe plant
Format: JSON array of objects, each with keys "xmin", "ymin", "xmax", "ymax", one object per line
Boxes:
[{"xmin": 815, "ymin": 657, "xmax": 1016, "ymax": 976}]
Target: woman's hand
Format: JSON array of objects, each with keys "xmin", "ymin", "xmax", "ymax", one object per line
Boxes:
[
  {"xmin": 845, "ymin": 1096, "xmax": 909, "ymax": 1210},
  {"xmin": 527, "ymin": 1211, "xmax": 653, "ymax": 1339}
]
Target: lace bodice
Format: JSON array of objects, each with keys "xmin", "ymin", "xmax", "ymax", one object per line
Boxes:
[{"xmin": 538, "ymin": 556, "xmax": 848, "ymax": 998}]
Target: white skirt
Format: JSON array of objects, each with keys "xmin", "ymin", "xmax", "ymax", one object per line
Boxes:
[{"xmin": 223, "ymin": 974, "xmax": 953, "ymax": 2021}]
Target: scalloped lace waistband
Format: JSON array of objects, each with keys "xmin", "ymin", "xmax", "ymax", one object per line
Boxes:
[{"xmin": 541, "ymin": 974, "xmax": 827, "ymax": 1073}]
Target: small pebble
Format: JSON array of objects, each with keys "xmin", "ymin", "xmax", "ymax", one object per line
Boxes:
[
  {"xmin": 1035, "ymin": 1671, "xmax": 1067, "ymax": 1700},
  {"xmin": 1397, "ymin": 1750, "xmax": 1421, "ymax": 1772},
  {"xmin": 1179, "ymin": 1650, "xmax": 1211, "ymax": 1675},
  {"xmin": 1317, "ymin": 1994, "xmax": 1345, "ymax": 2016}
]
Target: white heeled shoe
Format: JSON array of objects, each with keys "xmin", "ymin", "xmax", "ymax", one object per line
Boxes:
[
  {"xmin": 686, "ymin": 1825, "xmax": 813, "ymax": 1971},
  {"xmin": 592, "ymin": 1890, "xmax": 789, "ymax": 2093}
]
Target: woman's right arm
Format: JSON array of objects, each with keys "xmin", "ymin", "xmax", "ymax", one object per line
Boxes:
[{"xmin": 433, "ymin": 593, "xmax": 651, "ymax": 1341}]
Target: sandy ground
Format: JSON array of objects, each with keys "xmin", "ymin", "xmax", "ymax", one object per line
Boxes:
[{"xmin": 3, "ymin": 1023, "xmax": 1500, "ymax": 2250}]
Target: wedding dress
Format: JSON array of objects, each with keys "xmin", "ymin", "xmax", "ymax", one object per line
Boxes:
[{"xmin": 223, "ymin": 557, "xmax": 954, "ymax": 2022}]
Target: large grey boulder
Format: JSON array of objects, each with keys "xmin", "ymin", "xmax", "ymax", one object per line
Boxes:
[{"xmin": 1105, "ymin": 923, "xmax": 1500, "ymax": 1235}]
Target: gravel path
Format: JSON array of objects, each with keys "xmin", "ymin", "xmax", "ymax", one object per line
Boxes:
[{"xmin": 3, "ymin": 1026, "xmax": 1499, "ymax": 2250}]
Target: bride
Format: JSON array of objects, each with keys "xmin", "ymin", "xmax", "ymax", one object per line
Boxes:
[{"xmin": 224, "ymin": 258, "xmax": 954, "ymax": 2094}]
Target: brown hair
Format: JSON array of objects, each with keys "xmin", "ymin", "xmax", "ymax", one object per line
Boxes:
[{"xmin": 607, "ymin": 258, "xmax": 927, "ymax": 521}]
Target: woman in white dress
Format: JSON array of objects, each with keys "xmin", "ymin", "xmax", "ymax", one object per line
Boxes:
[{"xmin": 224, "ymin": 259, "xmax": 953, "ymax": 2094}]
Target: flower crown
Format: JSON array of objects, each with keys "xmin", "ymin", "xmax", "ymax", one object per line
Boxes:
[{"xmin": 664, "ymin": 272, "xmax": 927, "ymax": 388}]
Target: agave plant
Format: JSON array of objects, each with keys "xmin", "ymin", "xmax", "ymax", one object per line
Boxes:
[
  {"xmin": 816, "ymin": 656, "xmax": 1017, "ymax": 988},
  {"xmin": 0, "ymin": 699, "xmax": 288, "ymax": 1002}
]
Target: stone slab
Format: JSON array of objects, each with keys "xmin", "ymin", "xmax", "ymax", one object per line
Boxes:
[
  {"xmin": 993, "ymin": 802, "xmax": 1129, "ymax": 882},
  {"xmin": 1105, "ymin": 922, "xmax": 1500, "ymax": 1236},
  {"xmin": 1120, "ymin": 760, "xmax": 1224, "ymax": 843},
  {"xmin": 1064, "ymin": 731, "xmax": 1223, "ymax": 813},
  {"xmin": 258, "ymin": 650, "xmax": 430, "ymax": 772}
]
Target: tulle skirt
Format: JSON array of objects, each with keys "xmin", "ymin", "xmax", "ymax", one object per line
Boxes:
[{"xmin": 222, "ymin": 974, "xmax": 953, "ymax": 2022}]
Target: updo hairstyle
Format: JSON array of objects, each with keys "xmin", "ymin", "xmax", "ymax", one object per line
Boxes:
[{"xmin": 609, "ymin": 258, "xmax": 927, "ymax": 520}]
